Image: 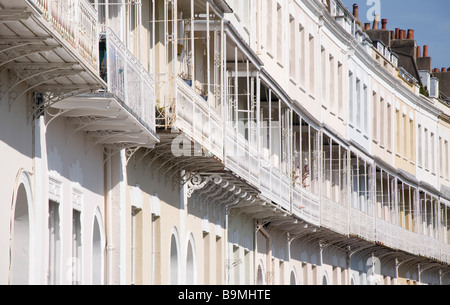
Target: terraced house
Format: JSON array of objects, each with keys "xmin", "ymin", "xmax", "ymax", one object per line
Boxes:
[{"xmin": 1, "ymin": 0, "xmax": 449, "ymax": 285}]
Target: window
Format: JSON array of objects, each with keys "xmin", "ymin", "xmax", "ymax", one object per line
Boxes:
[
  {"xmin": 425, "ymin": 129, "xmax": 429, "ymax": 170},
  {"xmin": 309, "ymin": 35, "xmax": 315, "ymax": 93},
  {"xmin": 290, "ymin": 270, "xmax": 297, "ymax": 285},
  {"xmin": 418, "ymin": 125, "xmax": 423, "ymax": 167},
  {"xmin": 277, "ymin": 3, "xmax": 283, "ymax": 62},
  {"xmin": 11, "ymin": 181, "xmax": 31, "ymax": 285},
  {"xmin": 363, "ymin": 84, "xmax": 368, "ymax": 134},
  {"xmin": 321, "ymin": 47, "xmax": 327, "ymax": 104},
  {"xmin": 349, "ymin": 72, "xmax": 354, "ymax": 124},
  {"xmin": 356, "ymin": 79, "xmax": 361, "ymax": 128},
  {"xmin": 445, "ymin": 140, "xmax": 449, "ymax": 179},
  {"xmin": 440, "ymin": 137, "xmax": 444, "ymax": 178},
  {"xmin": 431, "ymin": 132, "xmax": 435, "ymax": 174},
  {"xmin": 131, "ymin": 207, "xmax": 142, "ymax": 285},
  {"xmin": 321, "ymin": 46, "xmax": 328, "ymax": 105},
  {"xmin": 380, "ymin": 97, "xmax": 385, "ymax": 146},
  {"xmin": 299, "ymin": 24, "xmax": 305, "ymax": 87},
  {"xmin": 396, "ymin": 110, "xmax": 402, "ymax": 154},
  {"xmin": 409, "ymin": 117, "xmax": 414, "ymax": 161},
  {"xmin": 186, "ymin": 238, "xmax": 196, "ymax": 285},
  {"xmin": 92, "ymin": 215, "xmax": 103, "ymax": 285},
  {"xmin": 352, "ymin": 154, "xmax": 370, "ymax": 212},
  {"xmin": 257, "ymin": 264, "xmax": 264, "ymax": 285},
  {"xmin": 338, "ymin": 62, "xmax": 343, "ymax": 116},
  {"xmin": 170, "ymin": 231, "xmax": 180, "ymax": 285},
  {"xmin": 289, "ymin": 15, "xmax": 296, "ymax": 79},
  {"xmin": 48, "ymin": 201, "xmax": 61, "ymax": 285},
  {"xmin": 403, "ymin": 114, "xmax": 408, "ymax": 157},
  {"xmin": 266, "ymin": 0, "xmax": 273, "ymax": 54},
  {"xmin": 72, "ymin": 210, "xmax": 82, "ymax": 285},
  {"xmin": 387, "ymin": 104, "xmax": 392, "ymax": 151},
  {"xmin": 329, "ymin": 55, "xmax": 335, "ymax": 110},
  {"xmin": 373, "ymin": 92, "xmax": 378, "ymax": 141}
]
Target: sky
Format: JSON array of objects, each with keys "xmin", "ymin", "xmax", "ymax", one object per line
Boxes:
[{"xmin": 340, "ymin": 0, "xmax": 450, "ymax": 70}]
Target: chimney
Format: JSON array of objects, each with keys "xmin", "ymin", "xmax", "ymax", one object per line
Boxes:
[
  {"xmin": 423, "ymin": 45, "xmax": 429, "ymax": 57},
  {"xmin": 365, "ymin": 23, "xmax": 371, "ymax": 30},
  {"xmin": 382, "ymin": 19, "xmax": 388, "ymax": 30},
  {"xmin": 373, "ymin": 14, "xmax": 380, "ymax": 29},
  {"xmin": 417, "ymin": 46, "xmax": 421, "ymax": 58},
  {"xmin": 353, "ymin": 4, "xmax": 359, "ymax": 20},
  {"xmin": 407, "ymin": 29, "xmax": 414, "ymax": 40}
]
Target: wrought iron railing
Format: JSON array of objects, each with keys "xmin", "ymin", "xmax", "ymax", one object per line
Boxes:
[
  {"xmin": 105, "ymin": 27, "xmax": 156, "ymax": 132},
  {"xmin": 29, "ymin": 0, "xmax": 99, "ymax": 71},
  {"xmin": 176, "ymin": 77, "xmax": 223, "ymax": 159}
]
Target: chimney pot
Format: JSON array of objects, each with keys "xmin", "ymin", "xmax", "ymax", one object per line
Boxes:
[
  {"xmin": 423, "ymin": 45, "xmax": 429, "ymax": 57},
  {"xmin": 373, "ymin": 14, "xmax": 380, "ymax": 29},
  {"xmin": 407, "ymin": 29, "xmax": 414, "ymax": 40},
  {"xmin": 433, "ymin": 68, "xmax": 439, "ymax": 73},
  {"xmin": 353, "ymin": 4, "xmax": 359, "ymax": 20},
  {"xmin": 382, "ymin": 19, "xmax": 388, "ymax": 30},
  {"xmin": 442, "ymin": 68, "xmax": 447, "ymax": 72},
  {"xmin": 417, "ymin": 46, "xmax": 421, "ymax": 58},
  {"xmin": 391, "ymin": 30, "xmax": 395, "ymax": 40},
  {"xmin": 365, "ymin": 23, "xmax": 371, "ymax": 30},
  {"xmin": 395, "ymin": 28, "xmax": 400, "ymax": 39}
]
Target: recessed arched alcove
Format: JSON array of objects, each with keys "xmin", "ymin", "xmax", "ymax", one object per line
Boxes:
[{"xmin": 10, "ymin": 171, "xmax": 33, "ymax": 285}]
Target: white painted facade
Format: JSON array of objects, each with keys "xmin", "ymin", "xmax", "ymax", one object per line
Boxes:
[{"xmin": 1, "ymin": 0, "xmax": 449, "ymax": 286}]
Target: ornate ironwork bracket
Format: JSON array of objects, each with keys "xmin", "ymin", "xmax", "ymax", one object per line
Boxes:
[{"xmin": 185, "ymin": 173, "xmax": 222, "ymax": 198}]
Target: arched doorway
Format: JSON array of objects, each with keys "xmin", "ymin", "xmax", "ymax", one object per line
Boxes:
[{"xmin": 10, "ymin": 172, "xmax": 33, "ymax": 285}]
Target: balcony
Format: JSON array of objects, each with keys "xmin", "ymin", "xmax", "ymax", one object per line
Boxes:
[
  {"xmin": 350, "ymin": 208, "xmax": 375, "ymax": 241},
  {"xmin": 321, "ymin": 197, "xmax": 348, "ymax": 235},
  {"xmin": 260, "ymin": 159, "xmax": 291, "ymax": 212},
  {"xmin": 54, "ymin": 27, "xmax": 158, "ymax": 149},
  {"xmin": 225, "ymin": 126, "xmax": 260, "ymax": 188},
  {"xmin": 176, "ymin": 77, "xmax": 224, "ymax": 159},
  {"xmin": 292, "ymin": 185, "xmax": 320, "ymax": 227},
  {"xmin": 0, "ymin": 0, "xmax": 103, "ymax": 109}
]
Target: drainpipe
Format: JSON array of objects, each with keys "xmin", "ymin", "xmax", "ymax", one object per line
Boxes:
[
  {"xmin": 224, "ymin": 197, "xmax": 241, "ymax": 285},
  {"xmin": 152, "ymin": 213, "xmax": 156, "ymax": 285}
]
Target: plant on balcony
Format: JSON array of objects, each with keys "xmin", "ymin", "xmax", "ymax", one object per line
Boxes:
[{"xmin": 293, "ymin": 165, "xmax": 310, "ymax": 188}]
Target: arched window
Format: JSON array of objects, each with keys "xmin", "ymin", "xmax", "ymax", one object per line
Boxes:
[
  {"xmin": 186, "ymin": 235, "xmax": 196, "ymax": 285},
  {"xmin": 256, "ymin": 262, "xmax": 265, "ymax": 285},
  {"xmin": 10, "ymin": 172, "xmax": 33, "ymax": 285},
  {"xmin": 92, "ymin": 212, "xmax": 104, "ymax": 285},
  {"xmin": 170, "ymin": 228, "xmax": 180, "ymax": 285},
  {"xmin": 290, "ymin": 268, "xmax": 297, "ymax": 285}
]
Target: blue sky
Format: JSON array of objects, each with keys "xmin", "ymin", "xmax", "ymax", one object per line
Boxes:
[{"xmin": 340, "ymin": 0, "xmax": 450, "ymax": 70}]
